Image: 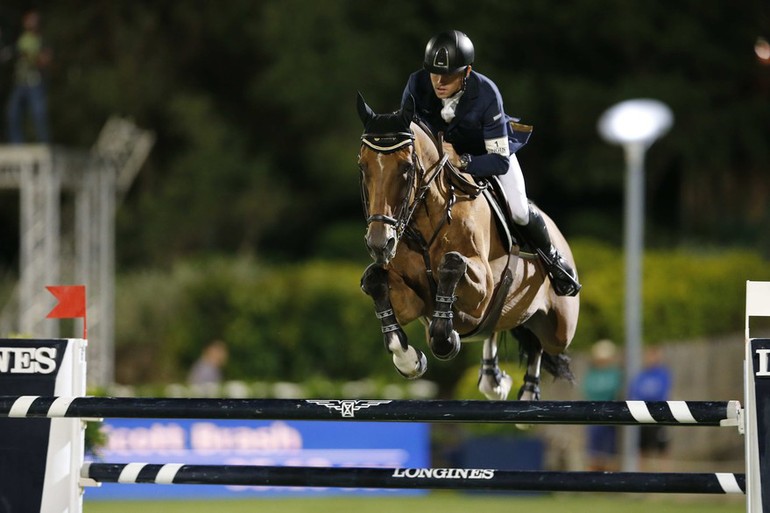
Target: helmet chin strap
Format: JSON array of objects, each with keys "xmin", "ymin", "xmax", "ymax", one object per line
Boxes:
[{"xmin": 461, "ymin": 65, "xmax": 471, "ymax": 91}]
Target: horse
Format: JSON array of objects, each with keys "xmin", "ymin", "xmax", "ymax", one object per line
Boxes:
[{"xmin": 356, "ymin": 93, "xmax": 579, "ymax": 400}]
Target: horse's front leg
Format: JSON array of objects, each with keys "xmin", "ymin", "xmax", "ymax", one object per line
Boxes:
[
  {"xmin": 361, "ymin": 263, "xmax": 427, "ymax": 379},
  {"xmin": 428, "ymin": 251, "xmax": 467, "ymax": 360}
]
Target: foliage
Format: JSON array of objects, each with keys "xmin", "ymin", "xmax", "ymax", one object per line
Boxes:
[
  {"xmin": 571, "ymin": 239, "xmax": 770, "ymax": 347},
  {"xmin": 113, "ymin": 244, "xmax": 770, "ymax": 395},
  {"xmin": 3, "ymin": 0, "xmax": 766, "ymax": 394},
  {"xmin": 0, "ymin": 1, "xmax": 768, "ymax": 270}
]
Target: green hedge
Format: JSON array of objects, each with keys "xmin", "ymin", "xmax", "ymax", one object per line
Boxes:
[
  {"xmin": 114, "ymin": 242, "xmax": 770, "ymax": 390},
  {"xmin": 570, "ymin": 238, "xmax": 770, "ymax": 349}
]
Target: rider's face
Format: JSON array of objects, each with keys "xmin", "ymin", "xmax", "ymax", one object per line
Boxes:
[{"xmin": 430, "ymin": 70, "xmax": 466, "ymax": 99}]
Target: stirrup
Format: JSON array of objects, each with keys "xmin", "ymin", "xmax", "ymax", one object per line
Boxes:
[{"xmin": 535, "ymin": 248, "xmax": 582, "ymax": 297}]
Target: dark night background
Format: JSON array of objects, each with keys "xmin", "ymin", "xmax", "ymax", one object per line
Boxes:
[{"xmin": 0, "ymin": 0, "xmax": 767, "ymax": 272}]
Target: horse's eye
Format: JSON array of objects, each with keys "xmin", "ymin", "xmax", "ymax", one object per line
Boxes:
[{"xmin": 400, "ymin": 162, "xmax": 414, "ymax": 174}]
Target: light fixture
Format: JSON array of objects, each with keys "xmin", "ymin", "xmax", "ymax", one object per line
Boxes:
[
  {"xmin": 598, "ymin": 98, "xmax": 673, "ymax": 473},
  {"xmin": 598, "ymin": 98, "xmax": 673, "ymax": 147}
]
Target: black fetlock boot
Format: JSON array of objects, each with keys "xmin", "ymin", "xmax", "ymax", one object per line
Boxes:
[{"xmin": 518, "ymin": 206, "xmax": 582, "ymax": 297}]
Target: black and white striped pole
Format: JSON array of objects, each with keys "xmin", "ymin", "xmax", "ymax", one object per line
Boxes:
[
  {"xmin": 81, "ymin": 462, "xmax": 746, "ymax": 495},
  {"xmin": 0, "ymin": 396, "xmax": 741, "ymax": 426}
]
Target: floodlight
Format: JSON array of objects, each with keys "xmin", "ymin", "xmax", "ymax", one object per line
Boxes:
[
  {"xmin": 597, "ymin": 97, "xmax": 673, "ymax": 474},
  {"xmin": 598, "ymin": 99, "xmax": 673, "ymax": 146}
]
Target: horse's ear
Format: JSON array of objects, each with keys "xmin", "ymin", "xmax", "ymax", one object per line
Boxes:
[
  {"xmin": 401, "ymin": 94, "xmax": 416, "ymax": 125},
  {"xmin": 356, "ymin": 91, "xmax": 375, "ymax": 126}
]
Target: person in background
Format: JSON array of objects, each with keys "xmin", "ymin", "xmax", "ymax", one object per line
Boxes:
[
  {"xmin": 188, "ymin": 339, "xmax": 229, "ymax": 396},
  {"xmin": 6, "ymin": 8, "xmax": 52, "ymax": 144},
  {"xmin": 581, "ymin": 339, "xmax": 623, "ymax": 471},
  {"xmin": 629, "ymin": 345, "xmax": 673, "ymax": 470}
]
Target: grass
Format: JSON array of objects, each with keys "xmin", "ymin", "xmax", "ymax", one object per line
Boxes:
[{"xmin": 83, "ymin": 491, "xmax": 745, "ymax": 513}]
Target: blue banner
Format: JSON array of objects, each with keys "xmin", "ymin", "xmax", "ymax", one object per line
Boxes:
[{"xmin": 85, "ymin": 418, "xmax": 429, "ymax": 500}]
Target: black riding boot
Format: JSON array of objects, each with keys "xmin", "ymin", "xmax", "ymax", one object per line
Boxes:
[{"xmin": 518, "ymin": 206, "xmax": 581, "ymax": 297}]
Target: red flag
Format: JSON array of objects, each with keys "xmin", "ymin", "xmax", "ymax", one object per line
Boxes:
[{"xmin": 46, "ymin": 285, "xmax": 86, "ymax": 319}]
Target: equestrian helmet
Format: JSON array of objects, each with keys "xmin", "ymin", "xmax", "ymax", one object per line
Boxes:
[{"xmin": 423, "ymin": 30, "xmax": 475, "ymax": 75}]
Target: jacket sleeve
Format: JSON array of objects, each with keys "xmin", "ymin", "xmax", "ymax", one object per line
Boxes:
[
  {"xmin": 466, "ymin": 152, "xmax": 509, "ymax": 177},
  {"xmin": 465, "ymin": 96, "xmax": 510, "ymax": 177}
]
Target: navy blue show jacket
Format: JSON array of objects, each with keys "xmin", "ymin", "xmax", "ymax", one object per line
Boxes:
[{"xmin": 401, "ymin": 69, "xmax": 530, "ymax": 178}]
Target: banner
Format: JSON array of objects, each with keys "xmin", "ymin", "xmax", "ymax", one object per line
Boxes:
[{"xmin": 86, "ymin": 418, "xmax": 429, "ymax": 500}]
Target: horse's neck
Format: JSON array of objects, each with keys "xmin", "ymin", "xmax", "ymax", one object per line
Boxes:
[
  {"xmin": 410, "ymin": 123, "xmax": 454, "ymax": 231},
  {"xmin": 411, "ymin": 120, "xmax": 439, "ymax": 150},
  {"xmin": 412, "ymin": 122, "xmax": 442, "ymax": 183}
]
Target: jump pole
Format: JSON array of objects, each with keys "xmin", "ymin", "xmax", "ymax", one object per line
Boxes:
[
  {"xmin": 81, "ymin": 462, "xmax": 746, "ymax": 494},
  {"xmin": 0, "ymin": 396, "xmax": 741, "ymax": 426}
]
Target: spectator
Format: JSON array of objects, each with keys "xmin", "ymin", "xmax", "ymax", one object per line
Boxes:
[
  {"xmin": 629, "ymin": 345, "xmax": 673, "ymax": 470},
  {"xmin": 6, "ymin": 8, "xmax": 52, "ymax": 144},
  {"xmin": 187, "ymin": 339, "xmax": 229, "ymax": 396},
  {"xmin": 581, "ymin": 339, "xmax": 623, "ymax": 471}
]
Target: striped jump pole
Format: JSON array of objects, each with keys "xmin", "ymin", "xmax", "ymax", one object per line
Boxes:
[
  {"xmin": 82, "ymin": 462, "xmax": 746, "ymax": 495},
  {"xmin": 0, "ymin": 396, "xmax": 742, "ymax": 426}
]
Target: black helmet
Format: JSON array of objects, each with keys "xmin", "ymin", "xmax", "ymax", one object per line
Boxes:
[{"xmin": 423, "ymin": 30, "xmax": 475, "ymax": 75}]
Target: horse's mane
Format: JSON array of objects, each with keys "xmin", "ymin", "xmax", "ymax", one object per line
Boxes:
[{"xmin": 412, "ymin": 117, "xmax": 440, "ymax": 150}]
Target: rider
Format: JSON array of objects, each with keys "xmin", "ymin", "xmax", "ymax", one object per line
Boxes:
[{"xmin": 401, "ymin": 30, "xmax": 581, "ymax": 296}]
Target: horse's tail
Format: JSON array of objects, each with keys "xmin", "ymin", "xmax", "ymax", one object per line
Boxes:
[{"xmin": 512, "ymin": 325, "xmax": 575, "ymax": 383}]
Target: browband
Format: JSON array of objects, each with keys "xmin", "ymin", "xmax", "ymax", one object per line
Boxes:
[{"xmin": 361, "ymin": 131, "xmax": 414, "ymax": 153}]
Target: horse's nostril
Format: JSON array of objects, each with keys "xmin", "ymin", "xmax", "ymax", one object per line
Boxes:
[{"xmin": 385, "ymin": 237, "xmax": 396, "ymax": 255}]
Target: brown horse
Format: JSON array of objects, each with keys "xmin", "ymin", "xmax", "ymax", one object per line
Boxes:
[{"xmin": 356, "ymin": 93, "xmax": 579, "ymax": 400}]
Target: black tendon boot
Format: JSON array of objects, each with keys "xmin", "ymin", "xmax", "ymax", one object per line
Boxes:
[{"xmin": 519, "ymin": 207, "xmax": 582, "ymax": 297}]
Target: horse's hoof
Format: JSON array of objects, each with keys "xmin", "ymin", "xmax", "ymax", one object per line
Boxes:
[
  {"xmin": 478, "ymin": 370, "xmax": 512, "ymax": 401},
  {"xmin": 394, "ymin": 349, "xmax": 427, "ymax": 380},
  {"xmin": 430, "ymin": 330, "xmax": 461, "ymax": 361}
]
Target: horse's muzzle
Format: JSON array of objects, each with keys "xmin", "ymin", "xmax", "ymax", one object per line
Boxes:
[{"xmin": 366, "ymin": 223, "xmax": 398, "ymax": 264}]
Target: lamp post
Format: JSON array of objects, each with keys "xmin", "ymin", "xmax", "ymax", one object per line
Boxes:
[{"xmin": 598, "ymin": 99, "xmax": 673, "ymax": 472}]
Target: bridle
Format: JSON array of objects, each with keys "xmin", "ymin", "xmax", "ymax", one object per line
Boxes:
[
  {"xmin": 359, "ymin": 126, "xmax": 448, "ymax": 242},
  {"xmin": 359, "ymin": 121, "xmax": 491, "ymax": 301},
  {"xmin": 358, "ymin": 119, "xmax": 515, "ymax": 340}
]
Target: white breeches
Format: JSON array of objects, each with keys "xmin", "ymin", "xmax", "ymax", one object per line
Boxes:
[{"xmin": 496, "ymin": 154, "xmax": 530, "ymax": 225}]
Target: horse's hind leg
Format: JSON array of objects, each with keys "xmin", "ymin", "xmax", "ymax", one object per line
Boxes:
[
  {"xmin": 428, "ymin": 251, "xmax": 466, "ymax": 360},
  {"xmin": 477, "ymin": 333, "xmax": 513, "ymax": 400},
  {"xmin": 361, "ymin": 263, "xmax": 427, "ymax": 379},
  {"xmin": 511, "ymin": 326, "xmax": 543, "ymax": 401}
]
